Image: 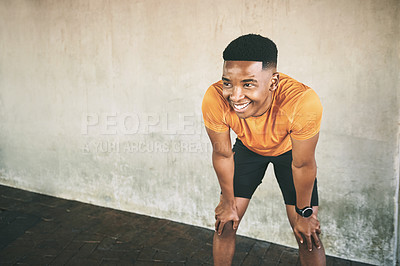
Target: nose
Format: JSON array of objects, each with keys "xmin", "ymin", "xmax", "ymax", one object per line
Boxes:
[{"xmin": 230, "ymin": 86, "xmax": 245, "ymax": 102}]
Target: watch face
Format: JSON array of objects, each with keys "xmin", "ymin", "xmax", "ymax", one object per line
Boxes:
[{"xmin": 303, "ymin": 208, "xmax": 313, "ymax": 218}]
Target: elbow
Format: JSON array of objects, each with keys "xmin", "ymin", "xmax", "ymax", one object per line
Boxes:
[
  {"xmin": 291, "ymin": 159, "xmax": 316, "ymax": 169},
  {"xmin": 212, "ymin": 149, "xmax": 234, "ymax": 160}
]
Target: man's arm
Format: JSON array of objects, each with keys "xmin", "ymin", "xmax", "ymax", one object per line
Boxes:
[
  {"xmin": 291, "ymin": 133, "xmax": 319, "ymax": 208},
  {"xmin": 290, "ymin": 133, "xmax": 322, "ymax": 251},
  {"xmin": 205, "ymin": 127, "xmax": 239, "ymax": 235}
]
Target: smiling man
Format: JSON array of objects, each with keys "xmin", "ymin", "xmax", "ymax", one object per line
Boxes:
[{"xmin": 202, "ymin": 34, "xmax": 326, "ymax": 265}]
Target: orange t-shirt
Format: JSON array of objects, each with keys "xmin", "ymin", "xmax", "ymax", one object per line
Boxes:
[{"xmin": 202, "ymin": 73, "xmax": 323, "ymax": 156}]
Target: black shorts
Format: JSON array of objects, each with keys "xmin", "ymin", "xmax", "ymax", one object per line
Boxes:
[{"xmin": 232, "ymin": 138, "xmax": 319, "ymax": 206}]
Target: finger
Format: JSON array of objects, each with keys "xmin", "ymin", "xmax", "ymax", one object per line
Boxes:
[
  {"xmin": 312, "ymin": 232, "xmax": 321, "ymax": 249},
  {"xmin": 215, "ymin": 219, "xmax": 220, "ymax": 232},
  {"xmin": 217, "ymin": 221, "xmax": 225, "ymax": 235},
  {"xmin": 316, "ymin": 227, "xmax": 321, "ymax": 234},
  {"xmin": 315, "ymin": 220, "xmax": 320, "ymax": 229},
  {"xmin": 233, "ymin": 219, "xmax": 239, "ymax": 230},
  {"xmin": 294, "ymin": 230, "xmax": 303, "ymax": 244},
  {"xmin": 306, "ymin": 236, "xmax": 313, "ymax": 252}
]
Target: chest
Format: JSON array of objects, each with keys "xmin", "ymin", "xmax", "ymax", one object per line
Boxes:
[{"xmin": 228, "ymin": 107, "xmax": 290, "ymax": 142}]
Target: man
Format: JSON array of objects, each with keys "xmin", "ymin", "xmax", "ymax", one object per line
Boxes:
[{"xmin": 201, "ymin": 34, "xmax": 326, "ymax": 265}]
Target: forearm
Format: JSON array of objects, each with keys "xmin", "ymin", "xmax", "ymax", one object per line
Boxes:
[
  {"xmin": 292, "ymin": 162, "xmax": 316, "ymax": 208},
  {"xmin": 212, "ymin": 151, "xmax": 235, "ymax": 203}
]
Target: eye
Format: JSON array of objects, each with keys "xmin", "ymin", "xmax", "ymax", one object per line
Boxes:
[
  {"xmin": 223, "ymin": 82, "xmax": 232, "ymax": 88},
  {"xmin": 244, "ymin": 83, "xmax": 254, "ymax": 88}
]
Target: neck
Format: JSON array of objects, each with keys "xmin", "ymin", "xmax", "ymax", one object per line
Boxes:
[{"xmin": 252, "ymin": 94, "xmax": 274, "ymax": 118}]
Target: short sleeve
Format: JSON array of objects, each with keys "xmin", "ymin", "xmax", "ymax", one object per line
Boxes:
[
  {"xmin": 201, "ymin": 84, "xmax": 230, "ymax": 132},
  {"xmin": 290, "ymin": 89, "xmax": 323, "ymax": 140}
]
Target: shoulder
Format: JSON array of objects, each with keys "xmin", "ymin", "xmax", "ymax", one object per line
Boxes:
[
  {"xmin": 278, "ymin": 74, "xmax": 323, "ymax": 140},
  {"xmin": 277, "ymin": 73, "xmax": 310, "ymax": 97},
  {"xmin": 202, "ymin": 80, "xmax": 229, "ymax": 110},
  {"xmin": 276, "ymin": 73, "xmax": 322, "ymax": 113},
  {"xmin": 204, "ymin": 80, "xmax": 223, "ymax": 97},
  {"xmin": 201, "ymin": 81, "xmax": 231, "ymax": 132}
]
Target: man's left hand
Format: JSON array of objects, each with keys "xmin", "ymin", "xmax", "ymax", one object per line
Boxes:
[{"xmin": 293, "ymin": 214, "xmax": 322, "ymax": 251}]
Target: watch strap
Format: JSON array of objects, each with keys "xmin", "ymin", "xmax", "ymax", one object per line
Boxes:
[{"xmin": 295, "ymin": 205, "xmax": 313, "ymax": 218}]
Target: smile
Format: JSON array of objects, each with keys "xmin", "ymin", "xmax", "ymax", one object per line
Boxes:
[{"xmin": 232, "ymin": 102, "xmax": 251, "ymax": 111}]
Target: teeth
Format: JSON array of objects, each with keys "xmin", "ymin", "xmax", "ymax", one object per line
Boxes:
[{"xmin": 234, "ymin": 102, "xmax": 250, "ymax": 110}]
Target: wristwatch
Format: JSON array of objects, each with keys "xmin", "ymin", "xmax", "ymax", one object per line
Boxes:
[{"xmin": 295, "ymin": 205, "xmax": 313, "ymax": 218}]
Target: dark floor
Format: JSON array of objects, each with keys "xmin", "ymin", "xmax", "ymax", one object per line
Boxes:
[{"xmin": 0, "ymin": 185, "xmax": 373, "ymax": 266}]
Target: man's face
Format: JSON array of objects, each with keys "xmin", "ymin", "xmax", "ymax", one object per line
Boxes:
[{"xmin": 222, "ymin": 61, "xmax": 277, "ymax": 119}]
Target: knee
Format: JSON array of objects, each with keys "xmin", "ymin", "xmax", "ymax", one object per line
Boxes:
[{"xmin": 216, "ymin": 221, "xmax": 237, "ymax": 238}]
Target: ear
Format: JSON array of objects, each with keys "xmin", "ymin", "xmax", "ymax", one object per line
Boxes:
[{"xmin": 269, "ymin": 72, "xmax": 280, "ymax": 91}]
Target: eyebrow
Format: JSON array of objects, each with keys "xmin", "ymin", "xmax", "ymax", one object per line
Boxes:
[
  {"xmin": 221, "ymin": 77, "xmax": 258, "ymax": 83},
  {"xmin": 242, "ymin": 79, "xmax": 258, "ymax": 83}
]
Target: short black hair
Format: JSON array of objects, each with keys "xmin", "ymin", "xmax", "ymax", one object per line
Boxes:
[{"xmin": 223, "ymin": 34, "xmax": 278, "ymax": 69}]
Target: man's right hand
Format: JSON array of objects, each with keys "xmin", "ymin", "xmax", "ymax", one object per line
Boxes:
[{"xmin": 214, "ymin": 196, "xmax": 240, "ymax": 235}]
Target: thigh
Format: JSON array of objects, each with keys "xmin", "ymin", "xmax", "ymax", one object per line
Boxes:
[
  {"xmin": 232, "ymin": 139, "xmax": 270, "ymax": 199},
  {"xmin": 235, "ymin": 197, "xmax": 251, "ymax": 221},
  {"xmin": 271, "ymin": 150, "xmax": 319, "ymax": 206}
]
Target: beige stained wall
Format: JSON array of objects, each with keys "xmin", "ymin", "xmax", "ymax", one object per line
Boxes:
[{"xmin": 0, "ymin": 0, "xmax": 399, "ymax": 265}]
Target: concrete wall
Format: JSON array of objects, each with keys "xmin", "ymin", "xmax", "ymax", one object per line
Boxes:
[{"xmin": 0, "ymin": 0, "xmax": 399, "ymax": 264}]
